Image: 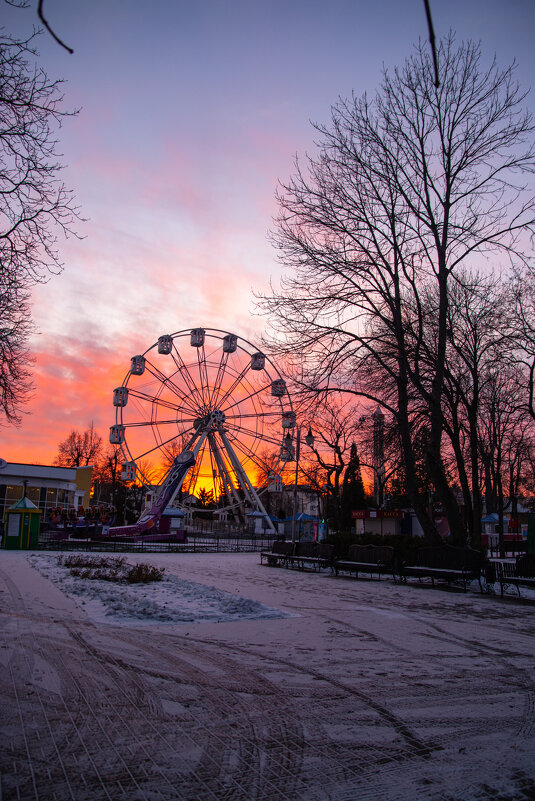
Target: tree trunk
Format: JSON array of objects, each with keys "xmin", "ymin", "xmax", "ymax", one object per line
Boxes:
[{"xmin": 396, "ymin": 376, "xmax": 439, "ymax": 542}]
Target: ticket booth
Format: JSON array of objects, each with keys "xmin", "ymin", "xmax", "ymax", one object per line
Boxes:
[
  {"xmin": 3, "ymin": 497, "xmax": 42, "ymax": 549},
  {"xmin": 159, "ymin": 507, "xmax": 186, "ymax": 541}
]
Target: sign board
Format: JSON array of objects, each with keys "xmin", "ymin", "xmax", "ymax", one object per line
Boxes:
[
  {"xmin": 351, "ymin": 509, "xmax": 403, "ymax": 519},
  {"xmin": 7, "ymin": 515, "xmax": 19, "ymax": 537}
]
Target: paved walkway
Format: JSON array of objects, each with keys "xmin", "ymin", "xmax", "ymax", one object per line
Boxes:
[{"xmin": 1, "ymin": 551, "xmax": 534, "ymax": 800}]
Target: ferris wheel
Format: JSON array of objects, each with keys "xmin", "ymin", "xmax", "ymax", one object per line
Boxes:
[{"xmin": 110, "ymin": 328, "xmax": 295, "ymax": 529}]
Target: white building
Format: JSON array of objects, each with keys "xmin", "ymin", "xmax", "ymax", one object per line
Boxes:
[{"xmin": 0, "ymin": 462, "xmax": 93, "ymax": 522}]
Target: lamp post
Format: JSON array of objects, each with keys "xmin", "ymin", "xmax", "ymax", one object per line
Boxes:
[{"xmin": 285, "ymin": 426, "xmax": 314, "ymax": 544}]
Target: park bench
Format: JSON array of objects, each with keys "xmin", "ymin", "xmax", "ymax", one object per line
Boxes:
[
  {"xmin": 260, "ymin": 539, "xmax": 294, "ymax": 567},
  {"xmin": 260, "ymin": 540, "xmax": 333, "ymax": 571},
  {"xmin": 333, "ymin": 544, "xmax": 395, "ymax": 580},
  {"xmin": 400, "ymin": 545, "xmax": 484, "ymax": 592},
  {"xmin": 497, "ymin": 554, "xmax": 535, "ymax": 598},
  {"xmin": 291, "ymin": 541, "xmax": 333, "ymax": 571}
]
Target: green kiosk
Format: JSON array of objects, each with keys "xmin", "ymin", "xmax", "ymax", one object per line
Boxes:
[{"xmin": 3, "ymin": 497, "xmax": 42, "ymax": 549}]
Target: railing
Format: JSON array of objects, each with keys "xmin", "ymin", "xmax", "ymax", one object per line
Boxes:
[
  {"xmin": 487, "ymin": 540, "xmax": 527, "ymax": 559},
  {"xmin": 37, "ymin": 532, "xmax": 277, "ymax": 554}
]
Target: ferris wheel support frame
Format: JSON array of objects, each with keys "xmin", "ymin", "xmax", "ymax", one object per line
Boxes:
[
  {"xmin": 164, "ymin": 421, "xmax": 276, "ymax": 534},
  {"xmin": 207, "ymin": 433, "xmax": 246, "ymax": 526},
  {"xmin": 218, "ymin": 427, "xmax": 276, "ymax": 534}
]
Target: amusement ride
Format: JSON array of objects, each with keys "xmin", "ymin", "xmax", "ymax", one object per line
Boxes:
[{"xmin": 108, "ymin": 328, "xmax": 296, "ymax": 536}]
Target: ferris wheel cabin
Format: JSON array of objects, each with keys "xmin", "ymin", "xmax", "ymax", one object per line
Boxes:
[
  {"xmin": 251, "ymin": 352, "xmax": 265, "ymax": 370},
  {"xmin": 271, "ymin": 378, "xmax": 286, "ymax": 396},
  {"xmin": 109, "ymin": 424, "xmax": 125, "ymax": 444},
  {"xmin": 157, "ymin": 335, "xmax": 173, "ymax": 354},
  {"xmin": 130, "ymin": 355, "xmax": 145, "ymax": 375},
  {"xmin": 113, "ymin": 387, "xmax": 129, "ymax": 407},
  {"xmin": 223, "ymin": 333, "xmax": 238, "ymax": 353},
  {"xmin": 282, "ymin": 410, "xmax": 296, "ymax": 428},
  {"xmin": 190, "ymin": 328, "xmax": 205, "ymax": 347},
  {"xmin": 120, "ymin": 461, "xmax": 136, "ymax": 481}
]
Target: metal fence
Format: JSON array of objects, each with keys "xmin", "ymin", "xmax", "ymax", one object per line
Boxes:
[
  {"xmin": 487, "ymin": 541, "xmax": 527, "ymax": 559},
  {"xmin": 37, "ymin": 533, "xmax": 276, "ymax": 554}
]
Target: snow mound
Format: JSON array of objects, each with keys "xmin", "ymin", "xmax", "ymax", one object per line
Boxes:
[{"xmin": 28, "ymin": 554, "xmax": 292, "ymax": 626}]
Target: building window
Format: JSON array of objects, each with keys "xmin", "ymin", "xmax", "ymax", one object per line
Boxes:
[
  {"xmin": 6, "ymin": 485, "xmax": 23, "ymax": 503},
  {"xmin": 26, "ymin": 486, "xmax": 40, "ymax": 505}
]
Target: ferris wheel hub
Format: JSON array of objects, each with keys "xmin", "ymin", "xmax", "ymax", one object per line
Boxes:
[{"xmin": 194, "ymin": 409, "xmax": 226, "ymax": 432}]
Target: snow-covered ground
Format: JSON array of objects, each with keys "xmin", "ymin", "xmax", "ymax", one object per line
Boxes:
[{"xmin": 1, "ymin": 549, "xmax": 534, "ymax": 801}]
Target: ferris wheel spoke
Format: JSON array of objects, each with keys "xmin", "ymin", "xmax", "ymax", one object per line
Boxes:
[
  {"xmin": 221, "ymin": 382, "xmax": 271, "ymax": 414},
  {"xmin": 208, "ymin": 351, "xmax": 230, "ymax": 409},
  {"xmin": 225, "ymin": 424, "xmax": 283, "ymax": 450},
  {"xmin": 169, "ymin": 347, "xmax": 206, "ymax": 409},
  {"xmin": 142, "ymin": 360, "xmax": 200, "ymax": 416},
  {"xmin": 123, "ymin": 418, "xmax": 197, "ymax": 429},
  {"xmin": 215, "ymin": 362, "xmax": 253, "ymax": 410},
  {"xmin": 225, "ymin": 430, "xmax": 269, "ymax": 467},
  {"xmin": 224, "ymin": 410, "xmax": 283, "ymax": 423},
  {"xmin": 223, "ymin": 416, "xmax": 265, "ymax": 440},
  {"xmin": 128, "ymin": 423, "xmax": 201, "ymax": 466},
  {"xmin": 195, "ymin": 343, "xmax": 210, "ymax": 407},
  {"xmin": 126, "ymin": 388, "xmax": 183, "ymax": 414},
  {"xmin": 127, "ymin": 438, "xmax": 179, "ymax": 464}
]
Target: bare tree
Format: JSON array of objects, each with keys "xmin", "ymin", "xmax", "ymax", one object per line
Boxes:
[
  {"xmin": 432, "ymin": 271, "xmax": 515, "ymax": 543},
  {"xmin": 260, "ymin": 34, "xmax": 535, "ymax": 542},
  {"xmin": 299, "ymin": 395, "xmax": 366, "ymax": 530},
  {"xmin": 54, "ymin": 422, "xmax": 102, "ymax": 467},
  {"xmin": 0, "ymin": 32, "xmax": 80, "ymax": 423},
  {"xmin": 477, "ymin": 365, "xmax": 528, "ymax": 554},
  {"xmin": 512, "ymin": 264, "xmax": 535, "ymax": 421},
  {"xmin": 0, "ymin": 273, "xmax": 33, "ymax": 422},
  {"xmin": 3, "ymin": 0, "xmax": 75, "ymax": 53},
  {"xmin": 91, "ymin": 444, "xmax": 125, "ymax": 504}
]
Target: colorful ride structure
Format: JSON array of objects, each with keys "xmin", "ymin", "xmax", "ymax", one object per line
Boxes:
[{"xmin": 106, "ymin": 449, "xmax": 195, "ymax": 538}]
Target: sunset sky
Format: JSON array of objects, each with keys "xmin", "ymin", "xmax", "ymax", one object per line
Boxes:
[{"xmin": 2, "ymin": 0, "xmax": 534, "ymax": 466}]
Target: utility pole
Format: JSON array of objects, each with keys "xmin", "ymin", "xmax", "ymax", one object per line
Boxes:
[{"xmin": 285, "ymin": 426, "xmax": 314, "ymax": 544}]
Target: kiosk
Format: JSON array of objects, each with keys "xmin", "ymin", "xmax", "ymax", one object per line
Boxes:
[{"xmin": 3, "ymin": 497, "xmax": 42, "ymax": 549}]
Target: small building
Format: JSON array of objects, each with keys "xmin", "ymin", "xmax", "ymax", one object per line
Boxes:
[
  {"xmin": 0, "ymin": 462, "xmax": 93, "ymax": 523},
  {"xmin": 282, "ymin": 512, "xmax": 322, "ymax": 541},
  {"xmin": 3, "ymin": 497, "xmax": 42, "ymax": 549},
  {"xmin": 352, "ymin": 509, "xmax": 404, "ymax": 536}
]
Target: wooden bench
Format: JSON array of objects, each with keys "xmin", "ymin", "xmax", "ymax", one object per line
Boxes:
[
  {"xmin": 401, "ymin": 545, "xmax": 484, "ymax": 591},
  {"xmin": 334, "ymin": 544, "xmax": 395, "ymax": 580},
  {"xmin": 260, "ymin": 539, "xmax": 294, "ymax": 567},
  {"xmin": 260, "ymin": 540, "xmax": 333, "ymax": 571},
  {"xmin": 292, "ymin": 541, "xmax": 333, "ymax": 572},
  {"xmin": 497, "ymin": 554, "xmax": 535, "ymax": 597}
]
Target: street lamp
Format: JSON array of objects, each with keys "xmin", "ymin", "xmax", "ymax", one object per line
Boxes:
[{"xmin": 285, "ymin": 426, "xmax": 314, "ymax": 544}]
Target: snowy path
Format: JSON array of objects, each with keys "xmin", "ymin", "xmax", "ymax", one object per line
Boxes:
[{"xmin": 1, "ymin": 551, "xmax": 534, "ymax": 800}]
